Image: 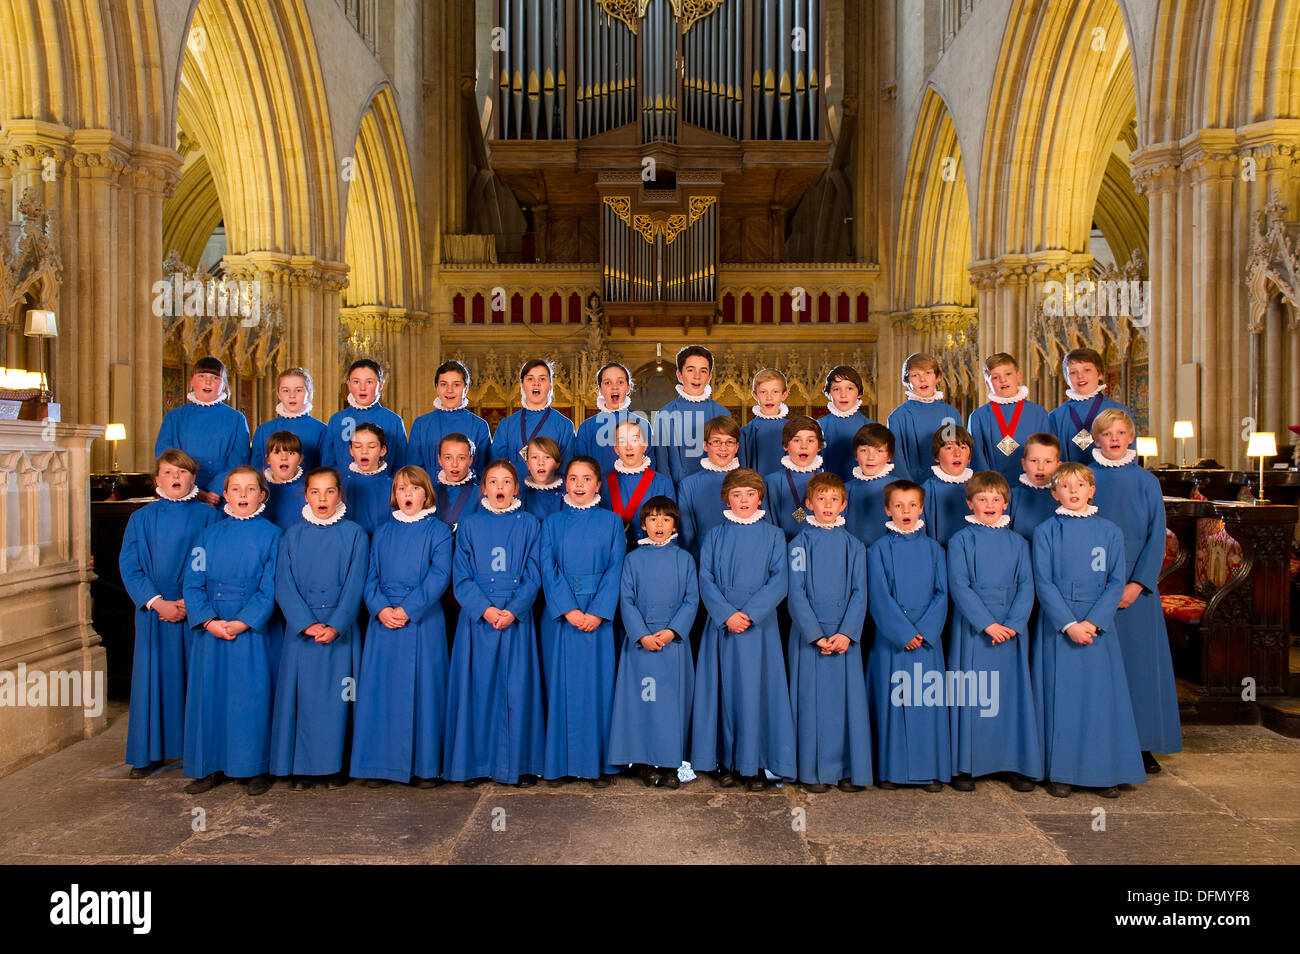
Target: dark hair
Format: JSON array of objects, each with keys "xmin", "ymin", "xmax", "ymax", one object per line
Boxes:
[
  {"xmin": 675, "ymin": 345, "xmax": 714, "ymax": 373},
  {"xmin": 930, "ymin": 423, "xmax": 974, "ymax": 460},
  {"xmin": 193, "ymin": 355, "xmax": 226, "ymax": 378},
  {"xmin": 564, "ymin": 454, "xmax": 602, "ymax": 482},
  {"xmin": 883, "ymin": 479, "xmax": 925, "ymax": 507},
  {"xmin": 639, "ymin": 494, "xmax": 680, "ymax": 527},
  {"xmin": 853, "ymin": 422, "xmax": 895, "ymax": 456},
  {"xmin": 1062, "ymin": 348, "xmax": 1104, "ymax": 378},
  {"xmin": 782, "ymin": 415, "xmax": 824, "ymax": 448},
  {"xmin": 353, "ymin": 422, "xmax": 387, "ymax": 447},
  {"xmin": 483, "ymin": 458, "xmax": 520, "ymax": 484},
  {"xmin": 435, "ymin": 359, "xmax": 470, "ymax": 386},
  {"xmin": 304, "ymin": 466, "xmax": 342, "ymax": 490},
  {"xmin": 1023, "ymin": 432, "xmax": 1061, "ymax": 455},
  {"xmin": 597, "ymin": 361, "xmax": 633, "ymax": 393},
  {"xmin": 519, "ymin": 358, "xmax": 554, "ymax": 381},
  {"xmin": 823, "ymin": 365, "xmax": 864, "ymax": 397},
  {"xmin": 266, "ymin": 429, "xmax": 302, "ymax": 455},
  {"xmin": 346, "ymin": 358, "xmax": 384, "ymax": 381},
  {"xmin": 438, "ymin": 432, "xmax": 473, "ymax": 456}
]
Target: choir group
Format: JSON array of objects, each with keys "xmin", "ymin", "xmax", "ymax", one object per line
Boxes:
[{"xmin": 120, "ymin": 344, "xmax": 1182, "ymax": 801}]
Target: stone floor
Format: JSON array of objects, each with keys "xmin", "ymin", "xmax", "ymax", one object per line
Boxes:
[{"xmin": 3, "ymin": 702, "xmax": 1299, "ymax": 864}]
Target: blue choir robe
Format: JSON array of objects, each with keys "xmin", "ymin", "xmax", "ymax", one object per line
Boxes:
[
  {"xmin": 491, "ymin": 406, "xmax": 575, "ymax": 469},
  {"xmin": 1031, "ymin": 512, "xmax": 1146, "ymax": 787},
  {"xmin": 601, "ymin": 465, "xmax": 676, "ymax": 547},
  {"xmin": 885, "ymin": 396, "xmax": 963, "ymax": 481},
  {"xmin": 845, "ymin": 463, "xmax": 907, "ymax": 550},
  {"xmin": 1047, "ymin": 391, "xmax": 1135, "ymax": 464},
  {"xmin": 740, "ymin": 414, "xmax": 787, "ymax": 480},
  {"xmin": 787, "ymin": 522, "xmax": 872, "ymax": 786},
  {"xmin": 763, "ymin": 462, "xmax": 823, "ymax": 540},
  {"xmin": 119, "ymin": 497, "xmax": 221, "ymax": 767},
  {"xmin": 866, "ymin": 528, "xmax": 953, "ymax": 784},
  {"xmin": 653, "ymin": 392, "xmax": 732, "ymax": 484},
  {"xmin": 265, "ymin": 472, "xmax": 306, "ymax": 530},
  {"xmin": 1089, "ymin": 456, "xmax": 1183, "ymax": 753},
  {"xmin": 677, "ymin": 466, "xmax": 729, "ymax": 559},
  {"xmin": 251, "ymin": 413, "xmax": 327, "ymax": 472},
  {"xmin": 522, "ymin": 479, "xmax": 564, "ymax": 522},
  {"xmin": 155, "ymin": 400, "xmax": 251, "ymax": 496},
  {"xmin": 340, "ymin": 466, "xmax": 395, "ymax": 536},
  {"xmin": 323, "ymin": 401, "xmax": 409, "ymax": 470},
  {"xmin": 270, "ymin": 517, "xmax": 369, "ymax": 777},
  {"xmin": 967, "ymin": 397, "xmax": 1051, "ymax": 484},
  {"xmin": 349, "ymin": 513, "xmax": 454, "ymax": 782},
  {"xmin": 1009, "ymin": 478, "xmax": 1057, "ymax": 541},
  {"xmin": 434, "ymin": 478, "xmax": 481, "ymax": 531},
  {"xmin": 540, "ymin": 502, "xmax": 626, "ymax": 778},
  {"xmin": 443, "ymin": 506, "xmax": 546, "ymax": 783},
  {"xmin": 608, "ymin": 540, "xmax": 699, "ymax": 769},
  {"xmin": 690, "ymin": 517, "xmax": 796, "ymax": 778},
  {"xmin": 574, "ymin": 409, "xmax": 657, "ymax": 481},
  {"xmin": 409, "ymin": 405, "xmax": 492, "ymax": 479},
  {"xmin": 945, "ymin": 520, "xmax": 1042, "ymax": 779},
  {"xmin": 181, "ymin": 513, "xmax": 281, "ymax": 778},
  {"xmin": 820, "ymin": 407, "xmax": 873, "ymax": 480},
  {"xmin": 921, "ymin": 468, "xmax": 973, "ymax": 546}
]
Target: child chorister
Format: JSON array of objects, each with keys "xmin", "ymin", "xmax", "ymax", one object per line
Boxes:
[
  {"xmin": 323, "ymin": 359, "xmax": 409, "ymax": 470},
  {"xmin": 866, "ymin": 480, "xmax": 951, "ymax": 790},
  {"xmin": 444, "ymin": 461, "xmax": 546, "ymax": 786},
  {"xmin": 154, "ymin": 356, "xmax": 250, "ymax": 502},
  {"xmin": 409, "ymin": 360, "xmax": 493, "ymax": 478},
  {"xmin": 1088, "ymin": 410, "xmax": 1182, "ymax": 772},
  {"xmin": 945, "ymin": 471, "xmax": 1041, "ymax": 792},
  {"xmin": 539, "ymin": 456, "xmax": 626, "ymax": 784},
  {"xmin": 181, "ymin": 466, "xmax": 281, "ymax": 796},
  {"xmin": 575, "ymin": 361, "xmax": 654, "ymax": 480},
  {"xmin": 762, "ymin": 415, "xmax": 826, "ymax": 539},
  {"xmin": 1047, "ymin": 347, "xmax": 1135, "ymax": 464},
  {"xmin": 739, "ymin": 368, "xmax": 791, "ymax": 479},
  {"xmin": 1031, "ymin": 463, "xmax": 1145, "ymax": 797},
  {"xmin": 677, "ymin": 415, "xmax": 740, "ymax": 559},
  {"xmin": 263, "ymin": 430, "xmax": 307, "ymax": 530},
  {"xmin": 607, "ymin": 497, "xmax": 699, "ymax": 788},
  {"xmin": 120, "ymin": 450, "xmax": 221, "ymax": 775},
  {"xmin": 921, "ymin": 425, "xmax": 976, "ymax": 545},
  {"xmin": 491, "ymin": 358, "xmax": 575, "ymax": 467},
  {"xmin": 433, "ymin": 433, "xmax": 481, "ymax": 531},
  {"xmin": 690, "ymin": 468, "xmax": 796, "ymax": 789},
  {"xmin": 271, "ymin": 467, "xmax": 370, "ymax": 788},
  {"xmin": 521, "ymin": 436, "xmax": 566, "ymax": 522},
  {"xmin": 655, "ymin": 345, "xmax": 732, "ymax": 484},
  {"xmin": 845, "ymin": 423, "xmax": 907, "ymax": 550},
  {"xmin": 339, "ymin": 423, "xmax": 395, "ymax": 535},
  {"xmin": 251, "ymin": 367, "xmax": 327, "ymax": 472},
  {"xmin": 350, "ymin": 466, "xmax": 454, "ymax": 787},
  {"xmin": 1009, "ymin": 432, "xmax": 1061, "ymax": 540},
  {"xmin": 602, "ymin": 418, "xmax": 675, "ymax": 547},
  {"xmin": 786, "ymin": 474, "xmax": 871, "ymax": 792},
  {"xmin": 885, "ymin": 352, "xmax": 963, "ymax": 480},
  {"xmin": 820, "ymin": 365, "xmax": 873, "ymax": 480},
  {"xmin": 967, "ymin": 353, "xmax": 1050, "ymax": 484}
]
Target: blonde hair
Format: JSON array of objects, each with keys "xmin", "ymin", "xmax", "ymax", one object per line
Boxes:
[
  {"xmin": 1090, "ymin": 407, "xmax": 1134, "ymax": 439},
  {"xmin": 1051, "ymin": 461, "xmax": 1095, "ymax": 490},
  {"xmin": 752, "ymin": 368, "xmax": 787, "ymax": 391},
  {"xmin": 389, "ymin": 465, "xmax": 436, "ymax": 510}
]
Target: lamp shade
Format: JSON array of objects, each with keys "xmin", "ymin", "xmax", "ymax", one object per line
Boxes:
[
  {"xmin": 1173, "ymin": 420, "xmax": 1194, "ymax": 439},
  {"xmin": 104, "ymin": 423, "xmax": 126, "ymax": 442},
  {"xmin": 1136, "ymin": 437, "xmax": 1158, "ymax": 457},
  {"xmin": 24, "ymin": 309, "xmax": 57, "ymax": 337},
  {"xmin": 1246, "ymin": 432, "xmax": 1277, "ymax": 458}
]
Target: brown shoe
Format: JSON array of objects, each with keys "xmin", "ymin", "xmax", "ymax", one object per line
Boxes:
[
  {"xmin": 746, "ymin": 774, "xmax": 768, "ymax": 792},
  {"xmin": 184, "ymin": 773, "xmax": 222, "ymax": 795},
  {"xmin": 717, "ymin": 770, "xmax": 740, "ymax": 788},
  {"xmin": 836, "ymin": 779, "xmax": 866, "ymax": 793}
]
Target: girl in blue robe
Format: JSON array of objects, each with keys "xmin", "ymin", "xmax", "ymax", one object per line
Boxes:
[
  {"xmin": 762, "ymin": 416, "xmax": 825, "ymax": 540},
  {"xmin": 653, "ymin": 346, "xmax": 731, "ymax": 484},
  {"xmin": 608, "ymin": 497, "xmax": 699, "ymax": 786},
  {"xmin": 444, "ymin": 461, "xmax": 546, "ymax": 786},
  {"xmin": 1031, "ymin": 462, "xmax": 1146, "ymax": 795},
  {"xmin": 120, "ymin": 451, "xmax": 221, "ymax": 773},
  {"xmin": 574, "ymin": 361, "xmax": 655, "ymax": 480},
  {"xmin": 885, "ymin": 354, "xmax": 963, "ymax": 480},
  {"xmin": 820, "ymin": 366, "xmax": 873, "ymax": 480},
  {"xmin": 432, "ymin": 433, "xmax": 481, "ymax": 533},
  {"xmin": 601, "ymin": 418, "xmax": 676, "ymax": 547},
  {"xmin": 271, "ymin": 468, "xmax": 370, "ymax": 787},
  {"xmin": 262, "ymin": 430, "xmax": 307, "ymax": 531},
  {"xmin": 154, "ymin": 357, "xmax": 251, "ymax": 499},
  {"xmin": 866, "ymin": 481, "xmax": 952, "ymax": 789},
  {"xmin": 690, "ymin": 468, "xmax": 796, "ymax": 788},
  {"xmin": 967, "ymin": 357, "xmax": 1051, "ymax": 484},
  {"xmin": 786, "ymin": 475, "xmax": 872, "ymax": 791},
  {"xmin": 521, "ymin": 436, "xmax": 565, "ymax": 522},
  {"xmin": 339, "ymin": 423, "xmax": 394, "ymax": 536},
  {"xmin": 350, "ymin": 466, "xmax": 454, "ymax": 786},
  {"xmin": 181, "ymin": 467, "xmax": 281, "ymax": 794},
  {"xmin": 491, "ymin": 359, "xmax": 575, "ymax": 466},
  {"xmin": 251, "ymin": 368, "xmax": 327, "ymax": 472},
  {"xmin": 540, "ymin": 457, "xmax": 626, "ymax": 783},
  {"xmin": 409, "ymin": 360, "xmax": 493, "ymax": 478},
  {"xmin": 323, "ymin": 359, "xmax": 408, "ymax": 470}
]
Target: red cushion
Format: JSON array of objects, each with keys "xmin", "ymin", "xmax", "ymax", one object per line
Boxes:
[{"xmin": 1161, "ymin": 593, "xmax": 1206, "ymax": 624}]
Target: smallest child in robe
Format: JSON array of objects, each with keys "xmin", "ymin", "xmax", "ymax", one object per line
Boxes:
[
  {"xmin": 607, "ymin": 496, "xmax": 700, "ymax": 788},
  {"xmin": 885, "ymin": 352, "xmax": 963, "ymax": 481},
  {"xmin": 434, "ymin": 432, "xmax": 481, "ymax": 532},
  {"xmin": 866, "ymin": 480, "xmax": 952, "ymax": 791},
  {"xmin": 677, "ymin": 415, "xmax": 740, "ymax": 559},
  {"xmin": 251, "ymin": 367, "xmax": 327, "ymax": 472},
  {"xmin": 340, "ymin": 423, "xmax": 394, "ymax": 536},
  {"xmin": 786, "ymin": 474, "xmax": 872, "ymax": 793},
  {"xmin": 845, "ymin": 422, "xmax": 907, "ymax": 550},
  {"xmin": 521, "ymin": 435, "xmax": 565, "ymax": 521},
  {"xmin": 1008, "ymin": 432, "xmax": 1062, "ymax": 539},
  {"xmin": 740, "ymin": 368, "xmax": 791, "ymax": 479},
  {"xmin": 820, "ymin": 365, "xmax": 874, "ymax": 480},
  {"xmin": 921, "ymin": 424, "xmax": 975, "ymax": 545},
  {"xmin": 762, "ymin": 415, "xmax": 826, "ymax": 540},
  {"xmin": 263, "ymin": 430, "xmax": 307, "ymax": 530},
  {"xmin": 603, "ymin": 417, "xmax": 675, "ymax": 548},
  {"xmin": 182, "ymin": 466, "xmax": 281, "ymax": 796}
]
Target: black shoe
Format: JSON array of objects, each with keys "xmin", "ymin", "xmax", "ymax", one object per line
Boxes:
[
  {"xmin": 658, "ymin": 770, "xmax": 680, "ymax": 790},
  {"xmin": 514, "ymin": 776, "xmax": 537, "ymax": 789},
  {"xmin": 717, "ymin": 770, "xmax": 740, "ymax": 788},
  {"xmin": 1142, "ymin": 751, "xmax": 1162, "ymax": 774},
  {"xmin": 128, "ymin": 761, "xmax": 160, "ymax": 779},
  {"xmin": 746, "ymin": 774, "xmax": 768, "ymax": 792},
  {"xmin": 363, "ymin": 778, "xmax": 387, "ymax": 789},
  {"xmin": 291, "ymin": 777, "xmax": 313, "ymax": 792},
  {"xmin": 464, "ymin": 777, "xmax": 485, "ymax": 788},
  {"xmin": 1046, "ymin": 781, "xmax": 1071, "ymax": 798},
  {"xmin": 415, "ymin": 777, "xmax": 441, "ymax": 789},
  {"xmin": 544, "ymin": 776, "xmax": 568, "ymax": 787},
  {"xmin": 591, "ymin": 775, "xmax": 612, "ymax": 789},
  {"xmin": 246, "ymin": 774, "xmax": 272, "ymax": 796},
  {"xmin": 184, "ymin": 773, "xmax": 222, "ymax": 795},
  {"xmin": 327, "ymin": 774, "xmax": 350, "ymax": 789},
  {"xmin": 639, "ymin": 765, "xmax": 663, "ymax": 788},
  {"xmin": 837, "ymin": 779, "xmax": 866, "ymax": 793},
  {"xmin": 1096, "ymin": 786, "xmax": 1121, "ymax": 799},
  {"xmin": 922, "ymin": 781, "xmax": 943, "ymax": 793},
  {"xmin": 950, "ymin": 774, "xmax": 975, "ymax": 792},
  {"xmin": 877, "ymin": 780, "xmax": 898, "ymax": 790},
  {"xmin": 803, "ymin": 782, "xmax": 831, "ymax": 794},
  {"xmin": 1007, "ymin": 773, "xmax": 1036, "ymax": 792}
]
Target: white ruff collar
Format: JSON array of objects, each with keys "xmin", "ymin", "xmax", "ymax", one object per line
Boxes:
[
  {"xmin": 520, "ymin": 385, "xmax": 554, "ymax": 410},
  {"xmin": 965, "ymin": 514, "xmax": 1011, "ymax": 529},
  {"xmin": 852, "ymin": 462, "xmax": 895, "ymax": 482},
  {"xmin": 346, "ymin": 393, "xmax": 381, "ymax": 410},
  {"xmin": 723, "ymin": 508, "xmax": 766, "ymax": 525},
  {"xmin": 1056, "ymin": 504, "xmax": 1098, "ymax": 518},
  {"xmin": 805, "ymin": 515, "xmax": 847, "ymax": 529},
  {"xmin": 392, "ymin": 506, "xmax": 437, "ymax": 523},
  {"xmin": 885, "ymin": 519, "xmax": 926, "ymax": 535},
  {"xmin": 1092, "ymin": 447, "xmax": 1136, "ymax": 468},
  {"xmin": 1065, "ymin": 383, "xmax": 1107, "ymax": 402},
  {"xmin": 265, "ymin": 466, "xmax": 304, "ymax": 485},
  {"xmin": 481, "ymin": 496, "xmax": 523, "ymax": 514},
  {"xmin": 826, "ymin": 399, "xmax": 863, "ymax": 418},
  {"xmin": 563, "ymin": 494, "xmax": 601, "ymax": 510},
  {"xmin": 613, "ymin": 457, "xmax": 651, "ymax": 474},
  {"xmin": 1020, "ymin": 473, "xmax": 1052, "ymax": 489},
  {"xmin": 675, "ymin": 383, "xmax": 712, "ymax": 403},
  {"xmin": 275, "ymin": 402, "xmax": 313, "ymax": 418},
  {"xmin": 223, "ymin": 502, "xmax": 267, "ymax": 520},
  {"xmin": 302, "ymin": 502, "xmax": 347, "ymax": 526},
  {"xmin": 700, "ymin": 457, "xmax": 739, "ymax": 473},
  {"xmin": 156, "ymin": 484, "xmax": 200, "ymax": 502},
  {"xmin": 524, "ymin": 475, "xmax": 563, "ymax": 491},
  {"xmin": 187, "ymin": 390, "xmax": 226, "ymax": 407},
  {"xmin": 987, "ymin": 386, "xmax": 1029, "ymax": 405},
  {"xmin": 781, "ymin": 454, "xmax": 823, "ymax": 474},
  {"xmin": 931, "ymin": 465, "xmax": 973, "ymax": 484},
  {"xmin": 595, "ymin": 393, "xmax": 631, "ymax": 413},
  {"xmin": 434, "ymin": 395, "xmax": 469, "ymax": 411},
  {"xmin": 438, "ymin": 468, "xmax": 476, "ymax": 486},
  {"xmin": 349, "ymin": 460, "xmax": 389, "ymax": 475},
  {"xmin": 905, "ymin": 390, "xmax": 945, "ymax": 403},
  {"xmin": 638, "ymin": 533, "xmax": 679, "ymax": 546},
  {"xmin": 751, "ymin": 404, "xmax": 789, "ymax": 420}
]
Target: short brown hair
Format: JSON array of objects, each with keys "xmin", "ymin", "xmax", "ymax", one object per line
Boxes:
[
  {"xmin": 304, "ymin": 466, "xmax": 341, "ymax": 491},
  {"xmin": 704, "ymin": 415, "xmax": 741, "ymax": 442},
  {"xmin": 983, "ymin": 352, "xmax": 1019, "ymax": 375},
  {"xmin": 519, "ymin": 358, "xmax": 554, "ymax": 381},
  {"xmin": 852, "ymin": 423, "xmax": 894, "ymax": 455},
  {"xmin": 804, "ymin": 472, "xmax": 847, "ymax": 503},
  {"xmin": 752, "ymin": 368, "xmax": 787, "ymax": 391},
  {"xmin": 1023, "ymin": 432, "xmax": 1061, "ymax": 455},
  {"xmin": 782, "ymin": 415, "xmax": 824, "ymax": 448},
  {"xmin": 1062, "ymin": 348, "xmax": 1104, "ymax": 379},
  {"xmin": 389, "ymin": 465, "xmax": 436, "ymax": 510},
  {"xmin": 525, "ymin": 435, "xmax": 563, "ymax": 462},
  {"xmin": 901, "ymin": 352, "xmax": 942, "ymax": 387},
  {"xmin": 1051, "ymin": 461, "xmax": 1095, "ymax": 490},
  {"xmin": 823, "ymin": 365, "xmax": 864, "ymax": 397},
  {"xmin": 483, "ymin": 459, "xmax": 520, "ymax": 486},
  {"xmin": 883, "ymin": 479, "xmax": 925, "ymax": 507},
  {"xmin": 721, "ymin": 467, "xmax": 765, "ymax": 503},
  {"xmin": 965, "ymin": 470, "xmax": 1010, "ymax": 501},
  {"xmin": 930, "ymin": 423, "xmax": 974, "ymax": 460},
  {"xmin": 266, "ymin": 430, "xmax": 302, "ymax": 456},
  {"xmin": 154, "ymin": 448, "xmax": 199, "ymax": 476},
  {"xmin": 565, "ymin": 455, "xmax": 602, "ymax": 482},
  {"xmin": 223, "ymin": 464, "xmax": 268, "ymax": 496}
]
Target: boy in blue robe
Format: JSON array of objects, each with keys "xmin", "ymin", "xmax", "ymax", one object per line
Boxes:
[
  {"xmin": 652, "ymin": 345, "xmax": 732, "ymax": 484},
  {"xmin": 740, "ymin": 368, "xmax": 791, "ymax": 479},
  {"xmin": 690, "ymin": 468, "xmax": 796, "ymax": 789},
  {"xmin": 323, "ymin": 358, "xmax": 408, "ymax": 470},
  {"xmin": 432, "ymin": 433, "xmax": 480, "ymax": 531},
  {"xmin": 845, "ymin": 422, "xmax": 908, "ymax": 550},
  {"xmin": 1088, "ymin": 409, "xmax": 1182, "ymax": 772},
  {"xmin": 762, "ymin": 415, "xmax": 826, "ymax": 540},
  {"xmin": 1046, "ymin": 347, "xmax": 1135, "ymax": 464},
  {"xmin": 271, "ymin": 467, "xmax": 370, "ymax": 789},
  {"xmin": 601, "ymin": 417, "xmax": 675, "ymax": 548},
  {"xmin": 967, "ymin": 352, "xmax": 1050, "ymax": 484},
  {"xmin": 264, "ymin": 430, "xmax": 307, "ymax": 530},
  {"xmin": 339, "ymin": 422, "xmax": 394, "ymax": 535},
  {"xmin": 921, "ymin": 424, "xmax": 975, "ymax": 545},
  {"xmin": 409, "ymin": 359, "xmax": 492, "ymax": 478},
  {"xmin": 490, "ymin": 358, "xmax": 575, "ymax": 467},
  {"xmin": 866, "ymin": 479, "xmax": 951, "ymax": 790},
  {"xmin": 181, "ymin": 466, "xmax": 281, "ymax": 796},
  {"xmin": 521, "ymin": 436, "xmax": 565, "ymax": 521},
  {"xmin": 539, "ymin": 456, "xmax": 626, "ymax": 785},
  {"xmin": 154, "ymin": 355, "xmax": 250, "ymax": 504},
  {"xmin": 677, "ymin": 416, "xmax": 740, "ymax": 560},
  {"xmin": 787, "ymin": 474, "xmax": 871, "ymax": 792},
  {"xmin": 120, "ymin": 450, "xmax": 221, "ymax": 776},
  {"xmin": 1009, "ymin": 432, "xmax": 1061, "ymax": 540},
  {"xmin": 820, "ymin": 365, "xmax": 874, "ymax": 480},
  {"xmin": 608, "ymin": 496, "xmax": 699, "ymax": 788},
  {"xmin": 945, "ymin": 471, "xmax": 1042, "ymax": 792},
  {"xmin": 885, "ymin": 352, "xmax": 963, "ymax": 480},
  {"xmin": 251, "ymin": 367, "xmax": 326, "ymax": 472},
  {"xmin": 1031, "ymin": 462, "xmax": 1146, "ymax": 797},
  {"xmin": 574, "ymin": 361, "xmax": 655, "ymax": 480},
  {"xmin": 444, "ymin": 460, "xmax": 546, "ymax": 786},
  {"xmin": 351, "ymin": 465, "xmax": 454, "ymax": 787}
]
